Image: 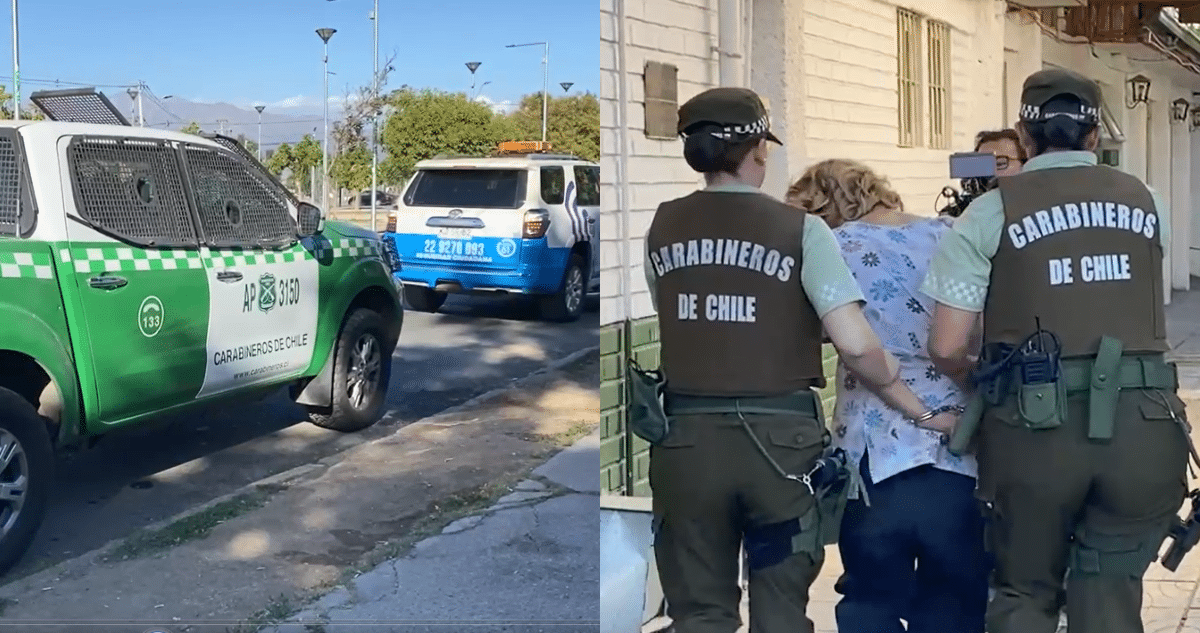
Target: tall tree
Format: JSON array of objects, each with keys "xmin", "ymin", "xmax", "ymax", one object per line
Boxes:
[
  {"xmin": 235, "ymin": 134, "xmax": 259, "ymax": 161},
  {"xmin": 266, "ymin": 142, "xmax": 293, "ymax": 178},
  {"xmin": 291, "ymin": 135, "xmax": 323, "ymax": 198},
  {"xmin": 504, "ymin": 92, "xmax": 599, "ymax": 162},
  {"xmin": 332, "ymin": 143, "xmax": 373, "ymax": 194},
  {"xmin": 330, "ymin": 53, "xmax": 400, "ymax": 192},
  {"xmin": 379, "ymin": 88, "xmax": 512, "ymax": 182},
  {"xmin": 0, "ymin": 86, "xmax": 47, "ymax": 120}
]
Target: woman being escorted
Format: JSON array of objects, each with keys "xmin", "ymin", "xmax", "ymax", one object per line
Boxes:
[{"xmin": 787, "ymin": 160, "xmax": 992, "ymax": 633}]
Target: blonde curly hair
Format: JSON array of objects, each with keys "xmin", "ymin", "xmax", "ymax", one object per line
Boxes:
[{"xmin": 785, "ymin": 159, "xmax": 903, "ymax": 229}]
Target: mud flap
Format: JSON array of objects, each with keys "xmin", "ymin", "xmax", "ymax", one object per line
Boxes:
[{"xmin": 291, "ymin": 347, "xmax": 335, "ymax": 408}]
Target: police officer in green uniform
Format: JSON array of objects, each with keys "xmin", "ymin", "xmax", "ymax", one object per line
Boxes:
[
  {"xmin": 921, "ymin": 68, "xmax": 1191, "ymax": 633},
  {"xmin": 643, "ymin": 87, "xmax": 960, "ymax": 633}
]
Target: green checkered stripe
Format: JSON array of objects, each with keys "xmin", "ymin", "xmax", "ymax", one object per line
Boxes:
[
  {"xmin": 327, "ymin": 237, "xmax": 381, "ymax": 259},
  {"xmin": 0, "ymin": 251, "xmax": 54, "ymax": 279},
  {"xmin": 63, "ymin": 246, "xmax": 204, "ymax": 274},
  {"xmin": 204, "ymin": 247, "xmax": 314, "ymax": 268}
]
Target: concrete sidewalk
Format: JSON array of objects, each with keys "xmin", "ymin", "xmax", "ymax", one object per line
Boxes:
[
  {"xmin": 264, "ymin": 429, "xmax": 601, "ymax": 633},
  {"xmin": 645, "ymin": 283, "xmax": 1200, "ymax": 633}
]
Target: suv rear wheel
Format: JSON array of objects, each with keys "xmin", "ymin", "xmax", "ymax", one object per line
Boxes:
[
  {"xmin": 403, "ymin": 286, "xmax": 448, "ymax": 313},
  {"xmin": 307, "ymin": 308, "xmax": 393, "ymax": 432},
  {"xmin": 0, "ymin": 388, "xmax": 53, "ymax": 575},
  {"xmin": 538, "ymin": 254, "xmax": 586, "ymax": 323}
]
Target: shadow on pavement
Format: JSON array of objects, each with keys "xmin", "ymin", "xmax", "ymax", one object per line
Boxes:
[
  {"xmin": 0, "ymin": 353, "xmax": 602, "ymax": 630},
  {"xmin": 11, "ymin": 295, "xmax": 598, "ymax": 581}
]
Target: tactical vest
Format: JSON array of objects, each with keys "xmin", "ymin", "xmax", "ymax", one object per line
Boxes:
[
  {"xmin": 645, "ymin": 190, "xmax": 825, "ymax": 397},
  {"xmin": 985, "ymin": 165, "xmax": 1168, "ymax": 358}
]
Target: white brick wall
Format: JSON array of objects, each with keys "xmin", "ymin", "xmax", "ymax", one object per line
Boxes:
[
  {"xmin": 602, "ymin": 0, "xmax": 1008, "ymax": 325},
  {"xmin": 800, "ymin": 0, "xmax": 1006, "ymax": 212},
  {"xmin": 600, "ymin": 0, "xmax": 716, "ymax": 326}
]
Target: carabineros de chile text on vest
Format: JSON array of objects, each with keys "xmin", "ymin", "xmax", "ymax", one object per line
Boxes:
[
  {"xmin": 1007, "ymin": 201, "xmax": 1158, "ymax": 285},
  {"xmin": 649, "ymin": 238, "xmax": 794, "ymax": 323}
]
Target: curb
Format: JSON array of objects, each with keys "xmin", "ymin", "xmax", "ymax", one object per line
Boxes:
[{"xmin": 0, "ymin": 344, "xmax": 600, "ymax": 592}]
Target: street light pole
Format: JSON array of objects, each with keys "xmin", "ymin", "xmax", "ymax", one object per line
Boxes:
[
  {"xmin": 370, "ymin": 0, "xmax": 379, "ymax": 232},
  {"xmin": 506, "ymin": 41, "xmax": 549, "ymax": 143},
  {"xmin": 10, "ymin": 0, "xmax": 17, "ymax": 121},
  {"xmin": 466, "ymin": 61, "xmax": 482, "ymax": 96},
  {"xmin": 317, "ymin": 27, "xmax": 337, "ymax": 211},
  {"xmin": 255, "ymin": 105, "xmax": 265, "ymax": 162}
]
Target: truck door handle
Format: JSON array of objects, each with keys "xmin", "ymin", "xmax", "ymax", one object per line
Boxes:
[
  {"xmin": 216, "ymin": 271, "xmax": 243, "ymax": 283},
  {"xmin": 88, "ymin": 275, "xmax": 127, "ymax": 290}
]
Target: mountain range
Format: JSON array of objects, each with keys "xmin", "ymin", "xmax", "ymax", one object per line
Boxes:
[
  {"xmin": 31, "ymin": 89, "xmax": 519, "ymax": 153},
  {"xmin": 92, "ymin": 91, "xmax": 339, "ymax": 151}
]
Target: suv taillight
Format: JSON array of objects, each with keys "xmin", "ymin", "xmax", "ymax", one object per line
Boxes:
[
  {"xmin": 385, "ymin": 212, "xmax": 397, "ymax": 233},
  {"xmin": 522, "ymin": 209, "xmax": 551, "ymax": 239}
]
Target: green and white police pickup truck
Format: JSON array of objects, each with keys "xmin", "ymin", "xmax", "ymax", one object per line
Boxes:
[{"xmin": 0, "ymin": 121, "xmax": 405, "ymax": 574}]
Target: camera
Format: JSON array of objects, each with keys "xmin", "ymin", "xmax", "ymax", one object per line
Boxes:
[{"xmin": 938, "ymin": 152, "xmax": 998, "ymax": 218}]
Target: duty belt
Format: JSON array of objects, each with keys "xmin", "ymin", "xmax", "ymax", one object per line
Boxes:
[
  {"xmin": 1002, "ymin": 354, "xmax": 1177, "ymax": 394},
  {"xmin": 664, "ymin": 391, "xmax": 819, "ymax": 417}
]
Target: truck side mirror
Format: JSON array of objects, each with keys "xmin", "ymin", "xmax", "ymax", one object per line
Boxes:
[{"xmin": 298, "ymin": 202, "xmax": 324, "ymax": 236}]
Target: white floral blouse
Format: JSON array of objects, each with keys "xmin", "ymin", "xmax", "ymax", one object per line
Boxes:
[{"xmin": 829, "ymin": 217, "xmax": 977, "ymax": 492}]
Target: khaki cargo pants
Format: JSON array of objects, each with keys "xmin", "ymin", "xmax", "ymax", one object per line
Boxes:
[
  {"xmin": 976, "ymin": 388, "xmax": 1189, "ymax": 633},
  {"xmin": 650, "ymin": 412, "xmax": 828, "ymax": 633}
]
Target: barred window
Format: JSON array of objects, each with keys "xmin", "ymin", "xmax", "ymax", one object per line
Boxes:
[
  {"xmin": 0, "ymin": 134, "xmax": 22, "ymax": 237},
  {"xmin": 68, "ymin": 136, "xmax": 197, "ymax": 247},
  {"xmin": 897, "ymin": 8, "xmax": 923, "ymax": 147},
  {"xmin": 183, "ymin": 145, "xmax": 296, "ymax": 247},
  {"xmin": 927, "ymin": 20, "xmax": 952, "ymax": 149}
]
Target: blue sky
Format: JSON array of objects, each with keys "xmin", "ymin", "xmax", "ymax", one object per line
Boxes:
[{"xmin": 2, "ymin": 0, "xmax": 597, "ymax": 116}]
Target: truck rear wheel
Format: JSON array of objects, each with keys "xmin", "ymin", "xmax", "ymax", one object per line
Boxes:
[
  {"xmin": 538, "ymin": 254, "xmax": 586, "ymax": 323},
  {"xmin": 403, "ymin": 286, "xmax": 447, "ymax": 313},
  {"xmin": 0, "ymin": 388, "xmax": 53, "ymax": 576},
  {"xmin": 307, "ymin": 308, "xmax": 394, "ymax": 433}
]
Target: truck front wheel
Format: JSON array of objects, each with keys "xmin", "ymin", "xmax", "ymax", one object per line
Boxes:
[
  {"xmin": 306, "ymin": 308, "xmax": 394, "ymax": 432},
  {"xmin": 0, "ymin": 388, "xmax": 53, "ymax": 576}
]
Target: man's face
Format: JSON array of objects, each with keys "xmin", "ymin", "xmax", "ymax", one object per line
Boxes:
[{"xmin": 978, "ymin": 138, "xmax": 1024, "ymax": 177}]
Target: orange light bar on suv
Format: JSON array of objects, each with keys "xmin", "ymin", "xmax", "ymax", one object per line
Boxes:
[{"xmin": 497, "ymin": 140, "xmax": 553, "ymax": 155}]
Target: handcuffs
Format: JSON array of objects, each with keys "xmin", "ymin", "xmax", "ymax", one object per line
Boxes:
[{"xmin": 908, "ymin": 404, "xmax": 966, "ymax": 445}]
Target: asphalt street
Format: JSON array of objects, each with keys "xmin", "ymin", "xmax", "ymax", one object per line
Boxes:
[{"xmin": 9, "ymin": 293, "xmax": 598, "ymax": 580}]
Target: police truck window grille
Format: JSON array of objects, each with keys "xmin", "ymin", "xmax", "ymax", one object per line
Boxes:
[
  {"xmin": 896, "ymin": 8, "xmax": 923, "ymax": 147},
  {"xmin": 927, "ymin": 20, "xmax": 951, "ymax": 149},
  {"xmin": 183, "ymin": 146, "xmax": 296, "ymax": 247},
  {"xmin": 68, "ymin": 137, "xmax": 197, "ymax": 246},
  {"xmin": 0, "ymin": 137, "xmax": 19, "ymax": 237}
]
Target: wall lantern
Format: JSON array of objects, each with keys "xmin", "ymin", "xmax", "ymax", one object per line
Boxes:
[
  {"xmin": 1126, "ymin": 74, "xmax": 1151, "ymax": 108},
  {"xmin": 1172, "ymin": 97, "xmax": 1190, "ymax": 123}
]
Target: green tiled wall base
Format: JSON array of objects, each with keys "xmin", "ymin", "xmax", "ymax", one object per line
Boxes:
[
  {"xmin": 599, "ymin": 317, "xmax": 839, "ymax": 498},
  {"xmin": 600, "ymin": 325, "xmax": 627, "ymax": 495}
]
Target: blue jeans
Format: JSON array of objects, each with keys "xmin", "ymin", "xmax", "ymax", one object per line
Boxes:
[{"xmin": 834, "ymin": 452, "xmax": 993, "ymax": 633}]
